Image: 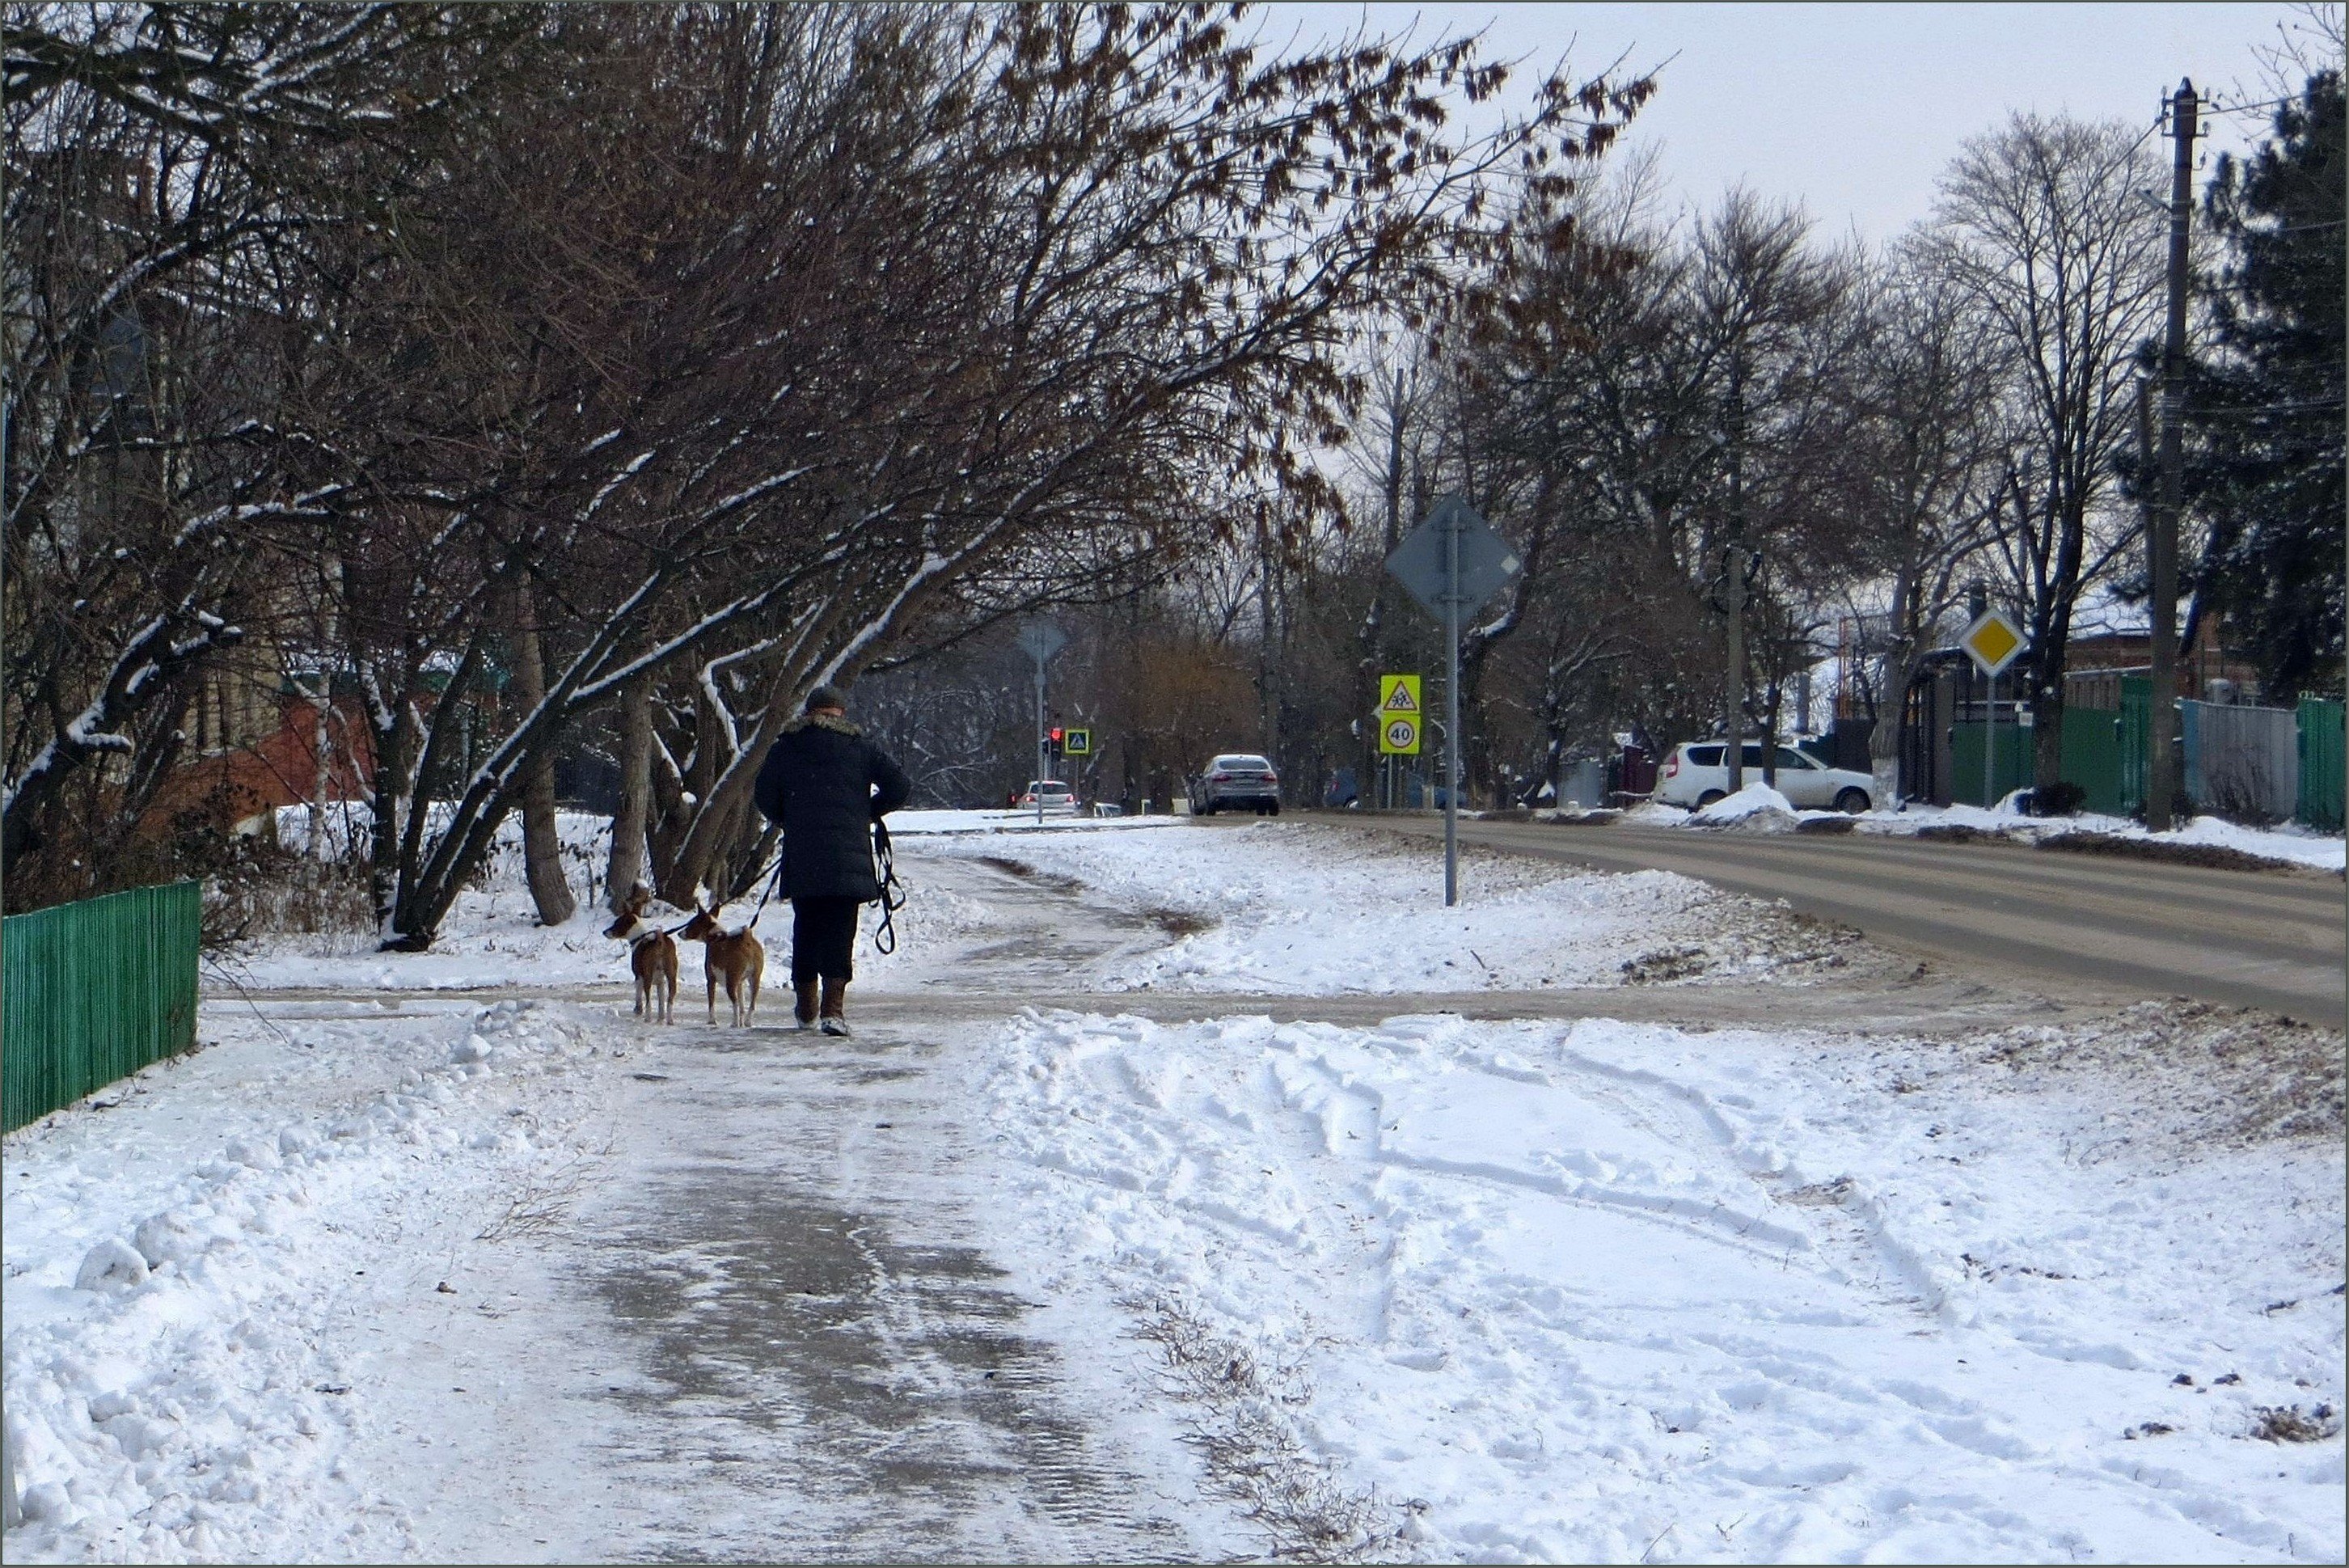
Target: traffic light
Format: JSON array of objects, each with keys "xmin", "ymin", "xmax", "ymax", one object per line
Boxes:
[{"xmin": 1050, "ymin": 726, "xmax": 1063, "ymax": 745}]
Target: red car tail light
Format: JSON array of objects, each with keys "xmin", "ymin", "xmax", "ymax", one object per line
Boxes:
[{"xmin": 1211, "ymin": 771, "xmax": 1232, "ymax": 781}]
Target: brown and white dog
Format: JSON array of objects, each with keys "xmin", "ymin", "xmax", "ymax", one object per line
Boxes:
[
  {"xmin": 678, "ymin": 905, "xmax": 766, "ymax": 1027},
  {"xmin": 603, "ymin": 890, "xmax": 678, "ymax": 1025}
]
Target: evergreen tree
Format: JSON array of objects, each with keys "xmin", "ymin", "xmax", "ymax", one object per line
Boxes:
[{"xmin": 2188, "ymin": 72, "xmax": 2347, "ymax": 699}]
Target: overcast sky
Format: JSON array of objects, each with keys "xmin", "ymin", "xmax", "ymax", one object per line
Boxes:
[{"xmin": 1264, "ymin": 2, "xmax": 2324, "ymax": 245}]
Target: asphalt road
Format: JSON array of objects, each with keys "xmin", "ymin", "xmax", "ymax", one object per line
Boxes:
[{"xmin": 1354, "ymin": 815, "xmax": 2347, "ymax": 1029}]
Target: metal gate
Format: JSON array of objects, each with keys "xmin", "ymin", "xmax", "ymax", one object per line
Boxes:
[{"xmin": 2300, "ymin": 698, "xmax": 2346, "ymax": 831}]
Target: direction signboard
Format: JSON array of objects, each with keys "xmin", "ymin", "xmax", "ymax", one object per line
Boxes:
[
  {"xmin": 1016, "ymin": 622, "xmax": 1068, "ymax": 664},
  {"xmin": 1959, "ymin": 608, "xmax": 2026, "ymax": 678},
  {"xmin": 1384, "ymin": 496, "xmax": 1522, "ymax": 621},
  {"xmin": 1063, "ymin": 727, "xmax": 1092, "ymax": 756}
]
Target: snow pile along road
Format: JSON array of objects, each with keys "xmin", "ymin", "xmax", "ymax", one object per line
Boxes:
[
  {"xmin": 2, "ymin": 1000, "xmax": 624, "ymax": 1562},
  {"xmin": 920, "ymin": 820, "xmax": 1867, "ymax": 995},
  {"xmin": 976, "ymin": 1008, "xmax": 2346, "ymax": 1562},
  {"xmin": 1628, "ymin": 792, "xmax": 2346, "ymax": 873}
]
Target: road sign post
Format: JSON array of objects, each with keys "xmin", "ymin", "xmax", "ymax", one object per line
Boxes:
[
  {"xmin": 1016, "ymin": 622, "xmax": 1067, "ymax": 826},
  {"xmin": 1959, "ymin": 608, "xmax": 2026, "ymax": 810},
  {"xmin": 1385, "ymin": 497, "xmax": 1521, "ymax": 907}
]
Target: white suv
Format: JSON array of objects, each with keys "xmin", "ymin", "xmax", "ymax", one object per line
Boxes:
[{"xmin": 1655, "ymin": 742, "xmax": 1874, "ymax": 813}]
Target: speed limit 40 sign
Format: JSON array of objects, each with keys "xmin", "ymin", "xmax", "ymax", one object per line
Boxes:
[{"xmin": 1377, "ymin": 674, "xmax": 1422, "ymax": 755}]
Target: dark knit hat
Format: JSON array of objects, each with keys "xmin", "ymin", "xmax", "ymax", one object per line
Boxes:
[{"xmin": 804, "ymin": 683, "xmax": 848, "ymax": 712}]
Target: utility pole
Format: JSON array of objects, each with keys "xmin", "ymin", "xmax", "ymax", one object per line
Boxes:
[
  {"xmin": 2149, "ymin": 77, "xmax": 2199, "ymax": 831},
  {"xmin": 1723, "ymin": 349, "xmax": 1748, "ymax": 792},
  {"xmin": 1443, "ymin": 504, "xmax": 1461, "ymax": 906},
  {"xmin": 1016, "ymin": 622, "xmax": 1067, "ymax": 826}
]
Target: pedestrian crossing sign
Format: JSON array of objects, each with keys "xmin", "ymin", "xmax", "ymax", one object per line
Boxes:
[
  {"xmin": 1378, "ymin": 674, "xmax": 1422, "ymax": 754},
  {"xmin": 1063, "ymin": 728, "xmax": 1091, "ymax": 756}
]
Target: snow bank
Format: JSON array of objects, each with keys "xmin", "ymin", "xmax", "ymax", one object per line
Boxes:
[
  {"xmin": 3, "ymin": 1000, "xmax": 623, "ymax": 1562},
  {"xmin": 1853, "ymin": 805, "xmax": 2346, "ymax": 873},
  {"xmin": 1687, "ymin": 781, "xmax": 1802, "ymax": 831},
  {"xmin": 975, "ymin": 1008, "xmax": 2346, "ymax": 1563},
  {"xmin": 919, "ymin": 821, "xmax": 1846, "ymax": 994},
  {"xmin": 1628, "ymin": 785, "xmax": 2344, "ymax": 872}
]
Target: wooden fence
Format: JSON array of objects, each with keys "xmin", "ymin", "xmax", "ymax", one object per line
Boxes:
[{"xmin": 2, "ymin": 882, "xmax": 201, "ymax": 1132}]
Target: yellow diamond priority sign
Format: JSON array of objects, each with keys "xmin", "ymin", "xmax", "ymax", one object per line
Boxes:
[
  {"xmin": 1378, "ymin": 674, "xmax": 1422, "ymax": 755},
  {"xmin": 1959, "ymin": 609, "xmax": 2026, "ymax": 678}
]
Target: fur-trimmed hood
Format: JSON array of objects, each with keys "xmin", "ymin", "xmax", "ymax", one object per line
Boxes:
[{"xmin": 783, "ymin": 711, "xmax": 863, "ymax": 738}]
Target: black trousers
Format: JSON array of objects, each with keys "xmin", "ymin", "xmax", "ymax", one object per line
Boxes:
[{"xmin": 789, "ymin": 896, "xmax": 860, "ymax": 984}]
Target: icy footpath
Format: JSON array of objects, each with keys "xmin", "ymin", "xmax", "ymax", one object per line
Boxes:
[
  {"xmin": 2, "ymin": 1000, "xmax": 619, "ymax": 1562},
  {"xmin": 976, "ymin": 1010, "xmax": 2346, "ymax": 1563}
]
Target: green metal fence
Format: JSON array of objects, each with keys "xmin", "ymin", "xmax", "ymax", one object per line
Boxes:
[
  {"xmin": 3, "ymin": 882, "xmax": 201, "ymax": 1132},
  {"xmin": 2299, "ymin": 697, "xmax": 2346, "ymax": 831},
  {"xmin": 2059, "ymin": 706, "xmax": 2126, "ymax": 816},
  {"xmin": 1947, "ymin": 721, "xmax": 2035, "ymax": 807},
  {"xmin": 2119, "ymin": 676, "xmax": 2152, "ymax": 817}
]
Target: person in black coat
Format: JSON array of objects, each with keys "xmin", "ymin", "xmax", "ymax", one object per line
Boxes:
[{"xmin": 751, "ymin": 684, "xmax": 912, "ymax": 1036}]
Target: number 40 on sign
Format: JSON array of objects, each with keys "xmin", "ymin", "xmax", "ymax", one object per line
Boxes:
[{"xmin": 1377, "ymin": 674, "xmax": 1422, "ymax": 755}]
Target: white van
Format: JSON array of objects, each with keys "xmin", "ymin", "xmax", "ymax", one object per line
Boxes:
[{"xmin": 1656, "ymin": 742, "xmax": 1874, "ymax": 812}]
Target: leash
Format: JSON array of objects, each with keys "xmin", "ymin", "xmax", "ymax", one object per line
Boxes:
[
  {"xmin": 744, "ymin": 848, "xmax": 788, "ymax": 931},
  {"xmin": 871, "ymin": 818, "xmax": 906, "ymax": 955},
  {"xmin": 643, "ymin": 828, "xmax": 894, "ymax": 950},
  {"xmin": 641, "ymin": 848, "xmax": 786, "ymax": 940}
]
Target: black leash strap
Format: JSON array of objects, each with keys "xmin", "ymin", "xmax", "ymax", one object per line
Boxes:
[
  {"xmin": 644, "ymin": 849, "xmax": 785, "ymax": 938},
  {"xmin": 871, "ymin": 818, "xmax": 906, "ymax": 955},
  {"xmin": 734, "ymin": 849, "xmax": 787, "ymax": 933}
]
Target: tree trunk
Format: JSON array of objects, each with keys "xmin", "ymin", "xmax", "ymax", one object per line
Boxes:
[
  {"xmin": 367, "ymin": 690, "xmax": 416, "ymax": 941},
  {"xmin": 606, "ymin": 673, "xmax": 653, "ymax": 912},
  {"xmin": 509, "ymin": 578, "xmax": 577, "ymax": 927}
]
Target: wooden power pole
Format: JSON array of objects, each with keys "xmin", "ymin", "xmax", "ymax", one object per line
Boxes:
[{"xmin": 2149, "ymin": 78, "xmax": 2199, "ymax": 831}]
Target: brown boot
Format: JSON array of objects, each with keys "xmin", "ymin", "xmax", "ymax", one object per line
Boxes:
[
  {"xmin": 819, "ymin": 978, "xmax": 851, "ymax": 1038},
  {"xmin": 793, "ymin": 980, "xmax": 819, "ymax": 1031}
]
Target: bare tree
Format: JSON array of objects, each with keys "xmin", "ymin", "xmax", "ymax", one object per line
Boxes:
[
  {"xmin": 1848, "ymin": 239, "xmax": 2007, "ymax": 802},
  {"xmin": 0, "ymin": 3, "xmax": 518, "ymax": 906},
  {"xmin": 1925, "ymin": 113, "xmax": 2168, "ymax": 799}
]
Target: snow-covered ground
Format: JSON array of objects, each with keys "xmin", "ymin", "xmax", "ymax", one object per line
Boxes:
[
  {"xmin": 980, "ymin": 1007, "xmax": 2345, "ymax": 1562},
  {"xmin": 2, "ymin": 998, "xmax": 635, "ymax": 1560},
  {"xmin": 9, "ymin": 810, "xmax": 2341, "ymax": 1562},
  {"xmin": 1624, "ymin": 785, "xmax": 2346, "ymax": 873},
  {"xmin": 226, "ymin": 814, "xmax": 1865, "ymax": 998},
  {"xmin": 910, "ymin": 819, "xmax": 1874, "ymax": 995},
  {"xmin": 222, "ymin": 809, "xmax": 1159, "ymax": 992}
]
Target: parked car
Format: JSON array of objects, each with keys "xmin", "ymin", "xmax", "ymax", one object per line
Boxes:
[
  {"xmin": 1187, "ymin": 754, "xmax": 1281, "ymax": 815},
  {"xmin": 1016, "ymin": 780, "xmax": 1079, "ymax": 813},
  {"xmin": 1655, "ymin": 741, "xmax": 1874, "ymax": 813}
]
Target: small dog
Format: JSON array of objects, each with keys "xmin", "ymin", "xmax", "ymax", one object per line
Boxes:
[
  {"xmin": 603, "ymin": 890, "xmax": 678, "ymax": 1024},
  {"xmin": 679, "ymin": 904, "xmax": 766, "ymax": 1027}
]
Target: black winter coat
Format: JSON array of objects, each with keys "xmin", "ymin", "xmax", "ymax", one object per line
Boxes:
[{"xmin": 752, "ymin": 713, "xmax": 913, "ymax": 901}]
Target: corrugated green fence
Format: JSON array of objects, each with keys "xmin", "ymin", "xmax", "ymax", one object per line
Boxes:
[
  {"xmin": 2060, "ymin": 706, "xmax": 2126, "ymax": 816},
  {"xmin": 2299, "ymin": 698, "xmax": 2346, "ymax": 831},
  {"xmin": 2119, "ymin": 677, "xmax": 2152, "ymax": 817},
  {"xmin": 3, "ymin": 882, "xmax": 201, "ymax": 1132},
  {"xmin": 1947, "ymin": 721, "xmax": 2034, "ymax": 808}
]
